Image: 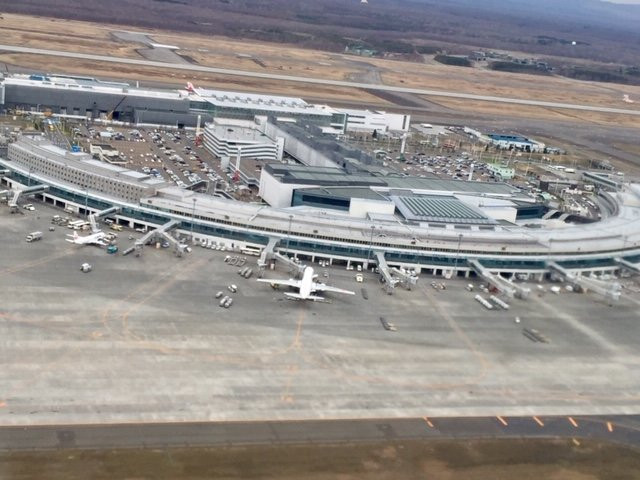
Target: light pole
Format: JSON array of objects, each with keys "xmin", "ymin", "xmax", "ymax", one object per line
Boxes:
[
  {"xmin": 286, "ymin": 214, "xmax": 293, "ymax": 253},
  {"xmin": 84, "ymin": 186, "xmax": 89, "ymax": 218},
  {"xmin": 190, "ymin": 197, "xmax": 197, "ymax": 241},
  {"xmin": 453, "ymin": 233, "xmax": 462, "ymax": 276},
  {"xmin": 367, "ymin": 225, "xmax": 375, "ymax": 265}
]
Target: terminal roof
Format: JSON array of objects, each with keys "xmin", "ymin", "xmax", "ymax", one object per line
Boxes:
[
  {"xmin": 295, "ymin": 186, "xmax": 390, "ymax": 201},
  {"xmin": 266, "ymin": 164, "xmax": 520, "ymax": 196},
  {"xmin": 392, "ymin": 195, "xmax": 495, "ymax": 224}
]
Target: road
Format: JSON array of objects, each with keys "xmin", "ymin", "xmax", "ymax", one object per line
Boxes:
[
  {"xmin": 2, "ymin": 44, "xmax": 640, "ymax": 116},
  {"xmin": 2, "ymin": 415, "xmax": 639, "ymax": 451}
]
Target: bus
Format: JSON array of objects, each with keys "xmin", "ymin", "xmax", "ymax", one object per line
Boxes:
[
  {"xmin": 68, "ymin": 220, "xmax": 90, "ymax": 230},
  {"xmin": 241, "ymin": 245, "xmax": 262, "ymax": 256}
]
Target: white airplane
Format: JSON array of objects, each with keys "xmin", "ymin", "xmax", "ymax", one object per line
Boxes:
[
  {"xmin": 623, "ymin": 94, "xmax": 634, "ymax": 104},
  {"xmin": 66, "ymin": 230, "xmax": 109, "ymax": 247},
  {"xmin": 257, "ymin": 266, "xmax": 355, "ymax": 301}
]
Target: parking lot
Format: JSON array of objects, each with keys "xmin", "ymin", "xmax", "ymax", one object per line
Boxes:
[
  {"xmin": 70, "ymin": 124, "xmax": 260, "ymax": 199},
  {"xmin": 1, "ymin": 201, "xmax": 640, "ymax": 425}
]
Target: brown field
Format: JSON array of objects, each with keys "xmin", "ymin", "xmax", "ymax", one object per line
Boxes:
[
  {"xmin": 0, "ymin": 14, "xmax": 139, "ymax": 58},
  {"xmin": 380, "ymin": 64, "xmax": 640, "ymax": 112},
  {"xmin": 2, "ymin": 438, "xmax": 640, "ymax": 480},
  {"xmin": 0, "ymin": 53, "xmax": 384, "ymax": 105},
  {"xmin": 2, "ymin": 13, "xmax": 640, "ymax": 125},
  {"xmin": 614, "ymin": 144, "xmax": 640, "ymax": 157},
  {"xmin": 432, "ymin": 97, "xmax": 640, "ymax": 128}
]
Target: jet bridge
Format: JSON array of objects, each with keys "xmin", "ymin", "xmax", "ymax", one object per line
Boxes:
[
  {"xmin": 257, "ymin": 236, "xmax": 280, "ymax": 270},
  {"xmin": 132, "ymin": 220, "xmax": 187, "ymax": 257},
  {"xmin": 8, "ymin": 184, "xmax": 49, "ymax": 211},
  {"xmin": 374, "ymin": 251, "xmax": 400, "ymax": 294},
  {"xmin": 468, "ymin": 258, "xmax": 531, "ymax": 299},
  {"xmin": 253, "ymin": 235, "xmax": 305, "ymax": 278},
  {"xmin": 273, "ymin": 252, "xmax": 306, "ymax": 278},
  {"xmin": 390, "ymin": 267, "xmax": 419, "ymax": 290},
  {"xmin": 547, "ymin": 261, "xmax": 621, "ymax": 302},
  {"xmin": 88, "ymin": 206, "xmax": 121, "ymax": 233},
  {"xmin": 614, "ymin": 257, "xmax": 640, "ymax": 275}
]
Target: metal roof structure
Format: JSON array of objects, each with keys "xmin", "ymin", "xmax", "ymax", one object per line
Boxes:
[
  {"xmin": 264, "ymin": 164, "xmax": 387, "ymax": 187},
  {"xmin": 4, "ymin": 74, "xmax": 186, "ymax": 100},
  {"xmin": 264, "ymin": 164, "xmax": 524, "ymax": 199},
  {"xmin": 382, "ymin": 176, "xmax": 518, "ymax": 195},
  {"xmin": 295, "ymin": 186, "xmax": 389, "ymax": 202},
  {"xmin": 392, "ymin": 195, "xmax": 495, "ymax": 224},
  {"xmin": 193, "ymin": 88, "xmax": 336, "ymax": 117}
]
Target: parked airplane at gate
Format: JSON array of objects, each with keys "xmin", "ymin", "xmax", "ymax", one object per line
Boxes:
[
  {"xmin": 66, "ymin": 230, "xmax": 109, "ymax": 247},
  {"xmin": 257, "ymin": 266, "xmax": 355, "ymax": 301}
]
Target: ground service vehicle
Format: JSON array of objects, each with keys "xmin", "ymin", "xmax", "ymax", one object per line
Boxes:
[{"xmin": 25, "ymin": 231, "xmax": 43, "ymax": 242}]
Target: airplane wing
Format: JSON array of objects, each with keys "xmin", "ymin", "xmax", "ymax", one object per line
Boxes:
[
  {"xmin": 256, "ymin": 278, "xmax": 300, "ymax": 289},
  {"xmin": 312, "ymin": 283, "xmax": 356, "ymax": 295},
  {"xmin": 284, "ymin": 292, "xmax": 325, "ymax": 301}
]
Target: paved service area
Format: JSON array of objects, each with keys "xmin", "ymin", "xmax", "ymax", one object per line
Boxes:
[{"xmin": 1, "ymin": 202, "xmax": 640, "ymax": 426}]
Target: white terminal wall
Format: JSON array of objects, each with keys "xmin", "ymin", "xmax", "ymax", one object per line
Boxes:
[
  {"xmin": 341, "ymin": 109, "xmax": 411, "ymax": 133},
  {"xmin": 349, "ymin": 197, "xmax": 396, "ymax": 218},
  {"xmin": 258, "ymin": 168, "xmax": 316, "ymax": 207},
  {"xmin": 262, "ymin": 122, "xmax": 340, "ymax": 168},
  {"xmin": 455, "ymin": 194, "xmax": 517, "ymax": 223}
]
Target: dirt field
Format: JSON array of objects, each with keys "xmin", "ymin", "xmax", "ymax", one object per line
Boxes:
[
  {"xmin": 431, "ymin": 97, "xmax": 640, "ymax": 128},
  {"xmin": 0, "ymin": 53, "xmax": 383, "ymax": 105},
  {"xmin": 2, "ymin": 13, "xmax": 640, "ymax": 122},
  {"xmin": 2, "ymin": 438, "xmax": 639, "ymax": 480},
  {"xmin": 614, "ymin": 144, "xmax": 640, "ymax": 157},
  {"xmin": 0, "ymin": 14, "xmax": 139, "ymax": 58},
  {"xmin": 381, "ymin": 64, "xmax": 640, "ymax": 112}
]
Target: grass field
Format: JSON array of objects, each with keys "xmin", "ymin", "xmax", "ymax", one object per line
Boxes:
[{"xmin": 2, "ymin": 438, "xmax": 639, "ymax": 480}]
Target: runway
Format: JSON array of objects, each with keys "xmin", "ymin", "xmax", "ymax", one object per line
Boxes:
[
  {"xmin": 2, "ymin": 43, "xmax": 640, "ymax": 117},
  {"xmin": 2, "ymin": 415, "xmax": 639, "ymax": 451}
]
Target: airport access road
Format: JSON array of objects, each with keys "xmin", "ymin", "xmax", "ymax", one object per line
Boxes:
[{"xmin": 1, "ymin": 44, "xmax": 640, "ymax": 116}]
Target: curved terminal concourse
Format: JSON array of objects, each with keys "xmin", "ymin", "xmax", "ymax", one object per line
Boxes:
[{"xmin": 2, "ymin": 134, "xmax": 640, "ymax": 297}]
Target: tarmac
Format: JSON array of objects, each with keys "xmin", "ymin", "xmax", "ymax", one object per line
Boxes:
[
  {"xmin": 1, "ymin": 202, "xmax": 640, "ymax": 427},
  {"xmin": 3, "ymin": 414, "xmax": 640, "ymax": 451}
]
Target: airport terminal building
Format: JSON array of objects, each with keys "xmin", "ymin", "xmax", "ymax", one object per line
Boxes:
[
  {"xmin": 0, "ymin": 74, "xmax": 349, "ymax": 130},
  {"xmin": 2, "ymin": 136, "xmax": 640, "ymax": 286},
  {"xmin": 8, "ymin": 135, "xmax": 168, "ymax": 203},
  {"xmin": 1, "ymin": 74, "xmax": 411, "ymax": 136},
  {"xmin": 203, "ymin": 120, "xmax": 284, "ymax": 163}
]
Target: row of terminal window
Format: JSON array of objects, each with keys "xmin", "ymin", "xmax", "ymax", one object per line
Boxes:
[
  {"xmin": 147, "ymin": 204, "xmax": 632, "ymax": 259},
  {"xmin": 10, "ymin": 146, "xmax": 146, "ymax": 203}
]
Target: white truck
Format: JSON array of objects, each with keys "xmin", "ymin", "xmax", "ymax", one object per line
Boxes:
[{"xmin": 25, "ymin": 231, "xmax": 43, "ymax": 242}]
